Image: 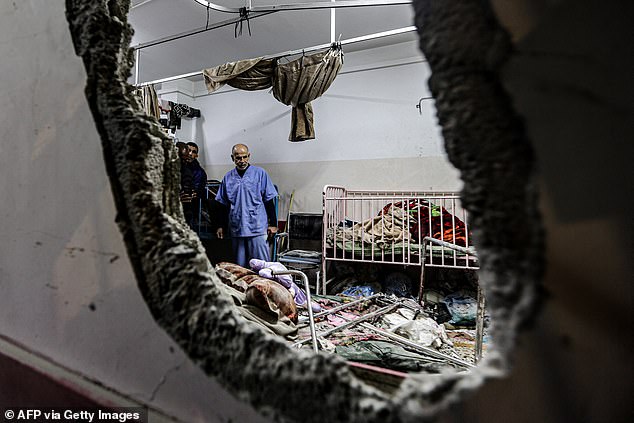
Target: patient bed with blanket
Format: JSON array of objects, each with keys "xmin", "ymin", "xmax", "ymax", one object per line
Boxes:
[{"xmin": 322, "ymin": 185, "xmax": 479, "ymax": 301}]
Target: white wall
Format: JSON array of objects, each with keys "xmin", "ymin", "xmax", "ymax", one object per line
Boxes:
[
  {"xmin": 0, "ymin": 2, "xmax": 266, "ymax": 421},
  {"xmin": 159, "ymin": 41, "xmax": 462, "ymax": 213},
  {"xmin": 155, "ymin": 80, "xmax": 197, "ymax": 147}
]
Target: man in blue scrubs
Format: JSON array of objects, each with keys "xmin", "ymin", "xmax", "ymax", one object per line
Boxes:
[{"xmin": 215, "ymin": 144, "xmax": 278, "ymax": 267}]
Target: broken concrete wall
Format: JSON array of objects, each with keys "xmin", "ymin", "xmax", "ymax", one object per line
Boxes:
[
  {"xmin": 1, "ymin": 0, "xmax": 630, "ymax": 422},
  {"xmin": 62, "ymin": 0, "xmax": 542, "ymax": 421}
]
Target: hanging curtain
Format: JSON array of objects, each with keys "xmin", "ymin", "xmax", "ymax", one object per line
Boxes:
[
  {"xmin": 134, "ymin": 85, "xmax": 160, "ymax": 120},
  {"xmin": 203, "ymin": 58, "xmax": 275, "ymax": 93},
  {"xmin": 201, "ymin": 47, "xmax": 343, "ymax": 142},
  {"xmin": 272, "ymin": 47, "xmax": 343, "ymax": 141}
]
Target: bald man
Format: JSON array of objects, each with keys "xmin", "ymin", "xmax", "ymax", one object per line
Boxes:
[{"xmin": 215, "ymin": 144, "xmax": 278, "ymax": 267}]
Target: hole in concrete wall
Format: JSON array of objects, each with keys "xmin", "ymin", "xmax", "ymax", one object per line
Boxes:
[{"xmin": 65, "ymin": 1, "xmax": 543, "ymax": 421}]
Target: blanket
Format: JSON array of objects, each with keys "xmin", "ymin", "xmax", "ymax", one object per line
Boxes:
[
  {"xmin": 326, "ymin": 199, "xmax": 471, "ymax": 252},
  {"xmin": 326, "ymin": 206, "xmax": 409, "ymax": 251},
  {"xmin": 382, "ymin": 200, "xmax": 469, "ymax": 247},
  {"xmin": 215, "ymin": 262, "xmax": 298, "ymax": 323},
  {"xmin": 218, "ymin": 282, "xmax": 298, "ymax": 340}
]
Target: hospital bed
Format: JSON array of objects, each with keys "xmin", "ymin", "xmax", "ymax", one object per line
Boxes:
[{"xmin": 321, "ymin": 185, "xmax": 480, "ymax": 302}]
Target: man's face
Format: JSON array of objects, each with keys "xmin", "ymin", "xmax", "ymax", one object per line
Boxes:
[
  {"xmin": 177, "ymin": 144, "xmax": 189, "ymax": 161},
  {"xmin": 231, "ymin": 148, "xmax": 250, "ymax": 171},
  {"xmin": 187, "ymin": 145, "xmax": 198, "ymax": 162}
]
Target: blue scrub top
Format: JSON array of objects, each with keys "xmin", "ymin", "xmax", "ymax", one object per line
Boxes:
[{"xmin": 216, "ymin": 165, "xmax": 277, "ymax": 237}]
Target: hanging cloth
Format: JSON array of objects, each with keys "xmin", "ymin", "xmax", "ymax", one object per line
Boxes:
[
  {"xmin": 203, "ymin": 58, "xmax": 275, "ymax": 93},
  {"xmin": 201, "ymin": 47, "xmax": 343, "ymax": 142},
  {"xmin": 133, "ymin": 85, "xmax": 160, "ymax": 120},
  {"xmin": 272, "ymin": 47, "xmax": 343, "ymax": 141}
]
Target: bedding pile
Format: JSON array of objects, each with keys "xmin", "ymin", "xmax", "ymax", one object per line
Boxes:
[
  {"xmin": 381, "ymin": 200, "xmax": 469, "ymax": 246},
  {"xmin": 326, "ymin": 199, "xmax": 472, "ymax": 255},
  {"xmin": 215, "ymin": 262, "xmax": 298, "ymax": 323},
  {"xmin": 326, "ymin": 206, "xmax": 410, "ymax": 251}
]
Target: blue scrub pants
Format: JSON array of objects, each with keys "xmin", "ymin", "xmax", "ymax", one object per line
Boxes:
[{"xmin": 232, "ymin": 235, "xmax": 270, "ymax": 268}]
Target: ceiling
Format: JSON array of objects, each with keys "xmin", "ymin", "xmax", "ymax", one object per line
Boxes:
[{"xmin": 128, "ymin": 0, "xmax": 416, "ymax": 84}]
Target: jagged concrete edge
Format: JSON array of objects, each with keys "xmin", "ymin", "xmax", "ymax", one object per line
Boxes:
[
  {"xmin": 63, "ymin": 0, "xmax": 544, "ymax": 422},
  {"xmin": 411, "ymin": 0, "xmax": 545, "ymax": 378}
]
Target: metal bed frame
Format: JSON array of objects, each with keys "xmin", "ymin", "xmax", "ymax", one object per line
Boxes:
[
  {"xmin": 320, "ymin": 185, "xmax": 480, "ymax": 300},
  {"xmin": 189, "ymin": 180, "xmax": 221, "ymax": 238}
]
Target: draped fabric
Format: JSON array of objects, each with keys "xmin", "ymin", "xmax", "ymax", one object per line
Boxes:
[
  {"xmin": 327, "ymin": 206, "xmax": 410, "ymax": 251},
  {"xmin": 202, "ymin": 47, "xmax": 343, "ymax": 142},
  {"xmin": 134, "ymin": 85, "xmax": 160, "ymax": 120},
  {"xmin": 203, "ymin": 58, "xmax": 275, "ymax": 93},
  {"xmin": 272, "ymin": 47, "xmax": 343, "ymax": 141}
]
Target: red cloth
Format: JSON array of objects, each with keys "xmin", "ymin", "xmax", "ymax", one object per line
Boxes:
[{"xmin": 381, "ymin": 200, "xmax": 470, "ymax": 246}]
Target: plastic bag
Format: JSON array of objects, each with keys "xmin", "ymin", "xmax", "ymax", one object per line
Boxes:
[
  {"xmin": 341, "ymin": 285, "xmax": 375, "ymax": 298},
  {"xmin": 382, "ymin": 308, "xmax": 452, "ymax": 348},
  {"xmin": 441, "ymin": 293, "xmax": 477, "ymax": 325}
]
